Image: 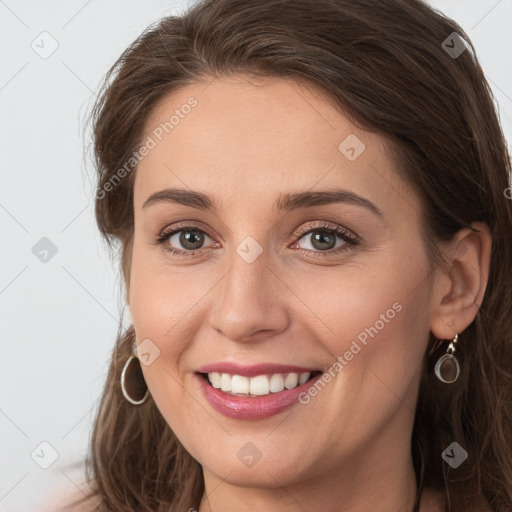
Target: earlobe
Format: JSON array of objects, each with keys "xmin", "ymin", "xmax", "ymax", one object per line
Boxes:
[{"xmin": 430, "ymin": 221, "xmax": 492, "ymax": 340}]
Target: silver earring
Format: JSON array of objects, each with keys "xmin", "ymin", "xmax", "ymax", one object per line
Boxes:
[
  {"xmin": 434, "ymin": 333, "xmax": 460, "ymax": 384},
  {"xmin": 120, "ymin": 342, "xmax": 149, "ymax": 405}
]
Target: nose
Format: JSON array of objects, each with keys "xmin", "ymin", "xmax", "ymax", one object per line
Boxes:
[{"xmin": 208, "ymin": 245, "xmax": 290, "ymax": 343}]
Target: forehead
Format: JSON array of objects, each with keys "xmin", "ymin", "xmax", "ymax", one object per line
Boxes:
[{"xmin": 133, "ymin": 75, "xmax": 414, "ymax": 218}]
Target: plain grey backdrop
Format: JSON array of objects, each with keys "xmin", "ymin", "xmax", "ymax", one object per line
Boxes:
[{"xmin": 1, "ymin": 0, "xmax": 511, "ymax": 510}]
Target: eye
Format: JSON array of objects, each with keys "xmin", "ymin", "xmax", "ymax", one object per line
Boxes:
[
  {"xmin": 154, "ymin": 223, "xmax": 217, "ymax": 257},
  {"xmin": 154, "ymin": 221, "xmax": 359, "ymax": 259},
  {"xmin": 291, "ymin": 222, "xmax": 359, "ymax": 257}
]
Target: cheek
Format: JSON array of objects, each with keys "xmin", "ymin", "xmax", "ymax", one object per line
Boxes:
[
  {"xmin": 128, "ymin": 242, "xmax": 216, "ymax": 432},
  {"xmin": 128, "ymin": 240, "xmax": 208, "ymax": 352},
  {"xmin": 315, "ymin": 247, "xmax": 432, "ymax": 435},
  {"xmin": 289, "ymin": 245, "xmax": 431, "ymax": 359}
]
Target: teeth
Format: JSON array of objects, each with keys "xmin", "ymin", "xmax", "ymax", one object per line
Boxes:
[
  {"xmin": 298, "ymin": 372, "xmax": 310, "ymax": 385},
  {"xmin": 284, "ymin": 373, "xmax": 298, "ymax": 389},
  {"xmin": 250, "ymin": 375, "xmax": 270, "ymax": 395},
  {"xmin": 207, "ymin": 371, "xmax": 312, "ymax": 396},
  {"xmin": 220, "ymin": 373, "xmax": 232, "ymax": 392},
  {"xmin": 269, "ymin": 373, "xmax": 284, "ymax": 392},
  {"xmin": 231, "ymin": 375, "xmax": 249, "ymax": 394},
  {"xmin": 210, "ymin": 372, "xmax": 221, "ymax": 388}
]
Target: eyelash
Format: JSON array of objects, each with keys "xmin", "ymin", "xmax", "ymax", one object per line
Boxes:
[{"xmin": 153, "ymin": 221, "xmax": 360, "ymax": 259}]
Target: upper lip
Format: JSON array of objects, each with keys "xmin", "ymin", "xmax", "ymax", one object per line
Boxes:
[{"xmin": 195, "ymin": 362, "xmax": 320, "ymax": 377}]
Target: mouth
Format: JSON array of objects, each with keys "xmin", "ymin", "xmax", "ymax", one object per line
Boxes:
[{"xmin": 196, "ymin": 370, "xmax": 323, "ymax": 397}]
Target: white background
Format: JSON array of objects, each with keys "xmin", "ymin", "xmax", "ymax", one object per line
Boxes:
[{"xmin": 1, "ymin": 1, "xmax": 511, "ymax": 510}]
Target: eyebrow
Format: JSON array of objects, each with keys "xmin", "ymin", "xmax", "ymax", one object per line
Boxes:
[{"xmin": 142, "ymin": 187, "xmax": 383, "ymax": 217}]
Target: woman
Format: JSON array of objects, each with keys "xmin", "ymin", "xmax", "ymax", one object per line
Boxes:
[{"xmin": 66, "ymin": 0, "xmax": 512, "ymax": 510}]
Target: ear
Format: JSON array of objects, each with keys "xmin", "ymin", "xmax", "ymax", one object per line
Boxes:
[{"xmin": 430, "ymin": 221, "xmax": 492, "ymax": 340}]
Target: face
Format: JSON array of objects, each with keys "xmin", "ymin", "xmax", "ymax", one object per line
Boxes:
[{"xmin": 129, "ymin": 75, "xmax": 435, "ymax": 490}]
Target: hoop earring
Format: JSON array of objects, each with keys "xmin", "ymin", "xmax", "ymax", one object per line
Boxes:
[
  {"xmin": 434, "ymin": 333, "xmax": 460, "ymax": 384},
  {"xmin": 120, "ymin": 343, "xmax": 149, "ymax": 405}
]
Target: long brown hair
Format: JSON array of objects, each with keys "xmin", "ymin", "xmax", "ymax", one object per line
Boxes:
[{"xmin": 76, "ymin": 0, "xmax": 512, "ymax": 510}]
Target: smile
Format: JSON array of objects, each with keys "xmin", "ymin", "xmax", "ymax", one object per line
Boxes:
[
  {"xmin": 204, "ymin": 371, "xmax": 320, "ymax": 396},
  {"xmin": 194, "ymin": 363, "xmax": 323, "ymax": 420}
]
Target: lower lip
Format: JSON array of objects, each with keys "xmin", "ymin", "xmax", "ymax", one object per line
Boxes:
[{"xmin": 195, "ymin": 373, "xmax": 322, "ymax": 420}]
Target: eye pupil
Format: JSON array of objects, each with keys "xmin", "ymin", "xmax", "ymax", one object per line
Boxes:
[
  {"xmin": 180, "ymin": 230, "xmax": 204, "ymax": 250},
  {"xmin": 312, "ymin": 231, "xmax": 335, "ymax": 250}
]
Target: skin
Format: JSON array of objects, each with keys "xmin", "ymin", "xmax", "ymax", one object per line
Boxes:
[{"xmin": 127, "ymin": 75, "xmax": 491, "ymax": 512}]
